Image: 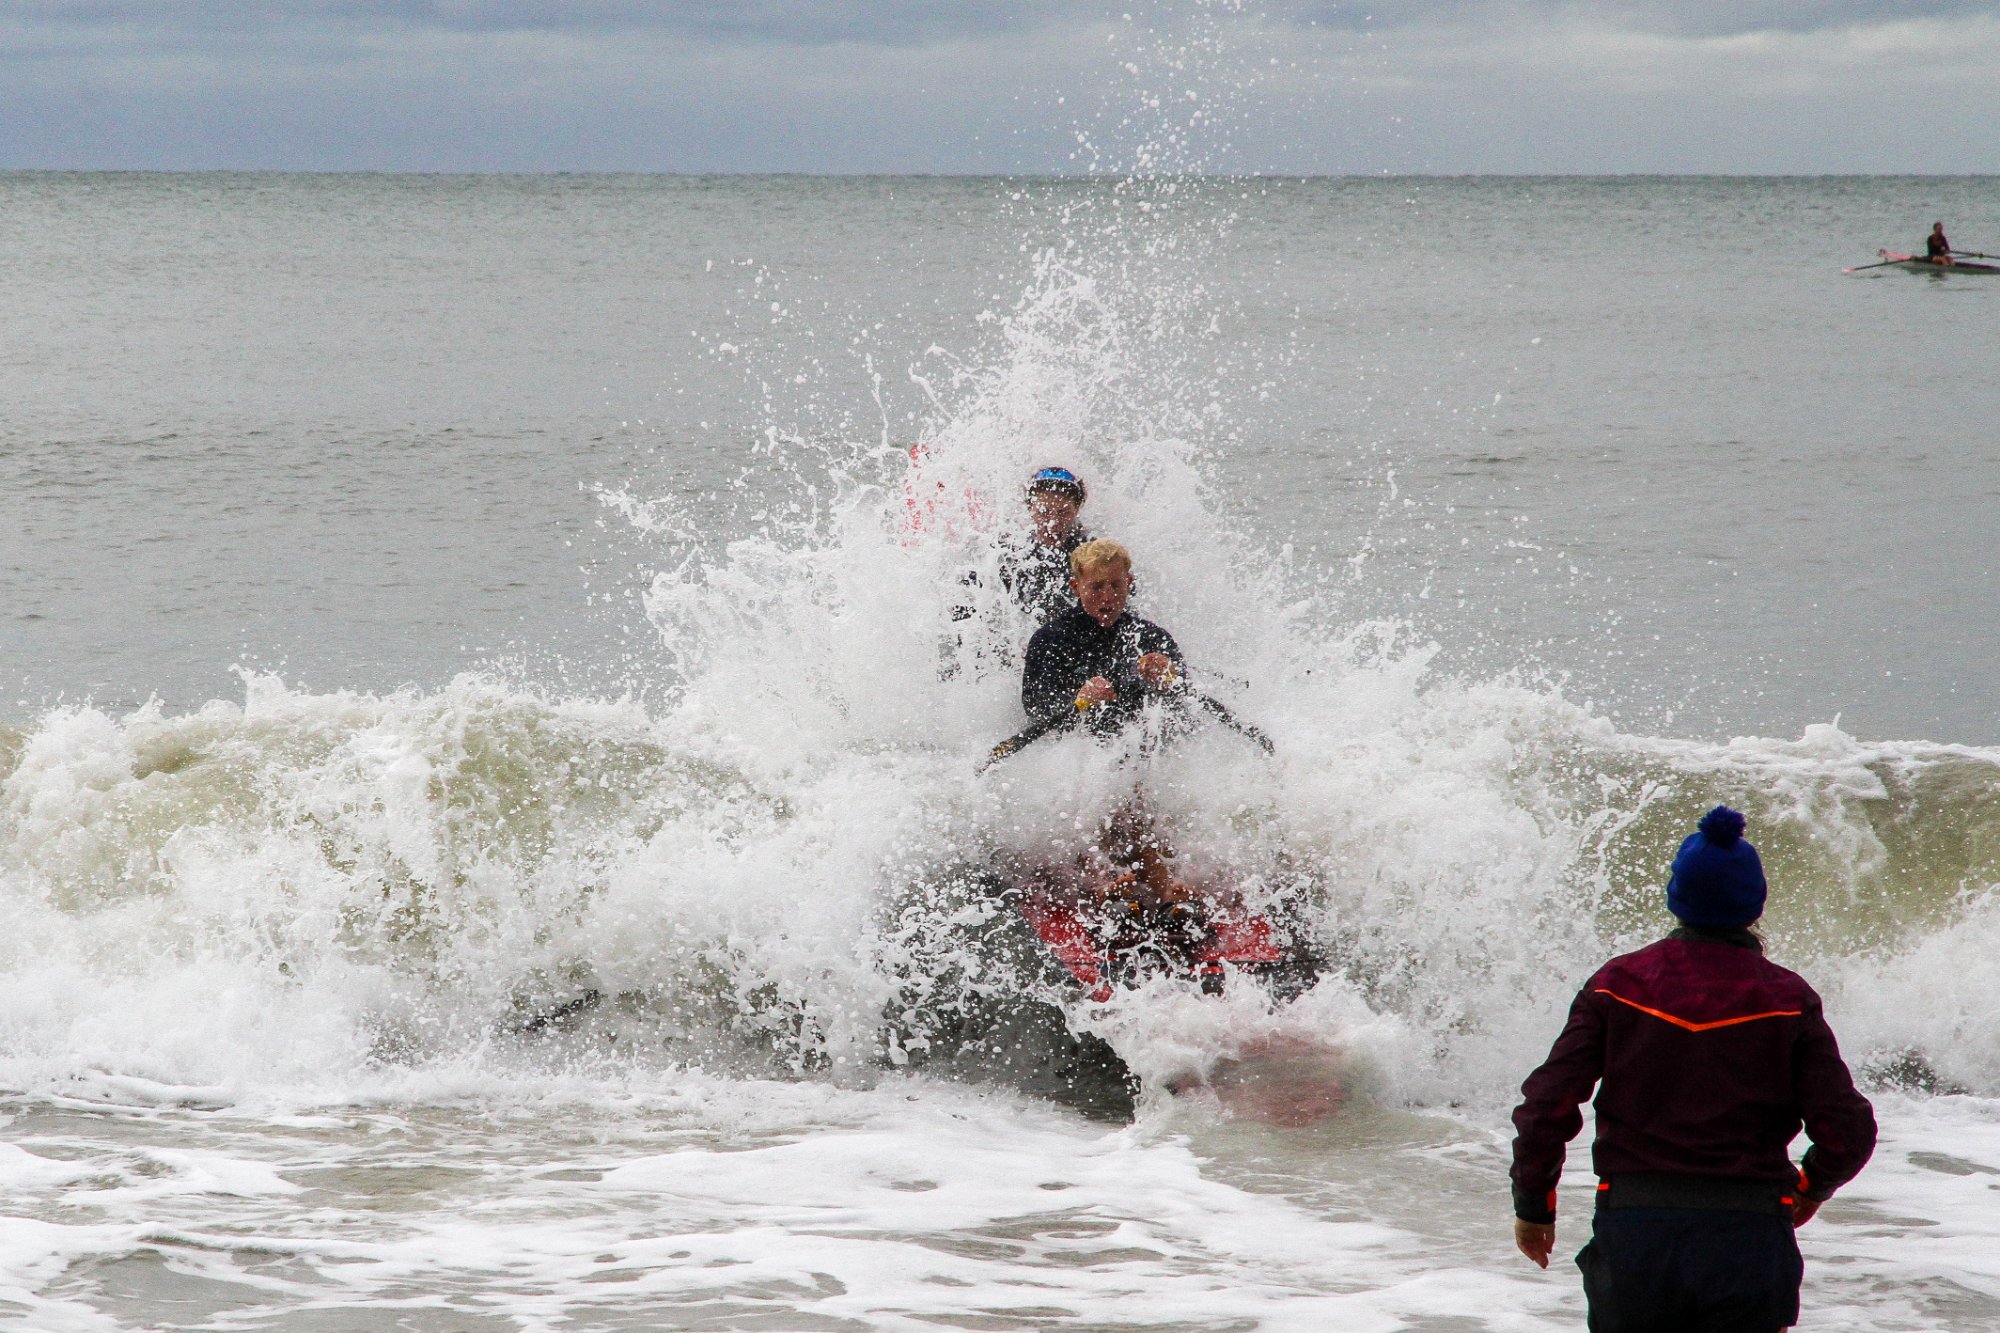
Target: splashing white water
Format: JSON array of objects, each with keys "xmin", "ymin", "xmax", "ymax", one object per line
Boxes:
[{"xmin": 8, "ymin": 183, "xmax": 2000, "ymax": 1119}]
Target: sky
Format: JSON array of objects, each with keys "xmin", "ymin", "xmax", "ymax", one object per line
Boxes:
[{"xmin": 3, "ymin": 1, "xmax": 1998, "ymax": 174}]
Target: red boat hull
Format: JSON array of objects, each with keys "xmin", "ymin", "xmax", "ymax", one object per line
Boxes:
[{"xmin": 1016, "ymin": 892, "xmax": 1306, "ymax": 1003}]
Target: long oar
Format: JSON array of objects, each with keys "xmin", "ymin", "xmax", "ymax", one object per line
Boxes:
[
  {"xmin": 978, "ymin": 701, "xmax": 1088, "ymax": 772},
  {"xmin": 977, "ymin": 689, "xmax": 1273, "ymax": 772},
  {"xmin": 1950, "ymin": 249, "xmax": 2000, "ymax": 260},
  {"xmin": 506, "ymin": 988, "xmax": 603, "ymax": 1036},
  {"xmin": 1843, "ymin": 252, "xmax": 1907, "ymax": 273},
  {"xmin": 1188, "ymin": 692, "xmax": 1276, "ymax": 755}
]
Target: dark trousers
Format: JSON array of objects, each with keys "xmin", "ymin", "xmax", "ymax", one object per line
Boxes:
[{"xmin": 1578, "ymin": 1207, "xmax": 1802, "ymax": 1333}]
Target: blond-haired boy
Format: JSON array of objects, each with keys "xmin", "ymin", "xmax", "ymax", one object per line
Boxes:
[
  {"xmin": 1021, "ymin": 540, "xmax": 1183, "ymax": 727},
  {"xmin": 1020, "ymin": 540, "xmax": 1189, "ymax": 907}
]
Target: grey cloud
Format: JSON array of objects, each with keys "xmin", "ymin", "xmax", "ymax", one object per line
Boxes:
[
  {"xmin": 3, "ymin": 0, "xmax": 1997, "ymax": 172},
  {"xmin": 5, "ymin": 1, "xmax": 1091, "ymax": 48},
  {"xmin": 1269, "ymin": 0, "xmax": 1992, "ymax": 38},
  {"xmin": 9, "ymin": 0, "xmax": 1990, "ymax": 58},
  {"xmin": 412, "ymin": 1, "xmax": 1081, "ymax": 45}
]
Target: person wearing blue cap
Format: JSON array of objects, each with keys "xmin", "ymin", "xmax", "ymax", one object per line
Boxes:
[
  {"xmin": 999, "ymin": 467, "xmax": 1093, "ymax": 624},
  {"xmin": 1509, "ymin": 805, "xmax": 1877, "ymax": 1333},
  {"xmin": 942, "ymin": 466, "xmax": 1095, "ymax": 679}
]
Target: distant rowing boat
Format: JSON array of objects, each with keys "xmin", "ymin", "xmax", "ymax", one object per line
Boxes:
[{"xmin": 1847, "ymin": 249, "xmax": 2000, "ymax": 275}]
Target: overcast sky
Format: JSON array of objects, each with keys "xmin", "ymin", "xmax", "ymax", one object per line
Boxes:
[{"xmin": 3, "ymin": 1, "xmax": 1997, "ymax": 173}]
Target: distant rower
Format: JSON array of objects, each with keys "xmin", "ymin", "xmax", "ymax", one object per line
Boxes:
[{"xmin": 1927, "ymin": 221, "xmax": 1953, "ymax": 265}]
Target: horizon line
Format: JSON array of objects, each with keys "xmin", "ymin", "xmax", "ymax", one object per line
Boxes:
[{"xmin": 4, "ymin": 168, "xmax": 1997, "ymax": 181}]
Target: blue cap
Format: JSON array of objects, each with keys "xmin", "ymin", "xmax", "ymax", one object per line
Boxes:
[
  {"xmin": 1027, "ymin": 466, "xmax": 1085, "ymax": 499},
  {"xmin": 1665, "ymin": 806, "xmax": 1768, "ymax": 928}
]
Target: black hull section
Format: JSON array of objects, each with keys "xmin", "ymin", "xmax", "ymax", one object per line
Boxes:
[{"xmin": 877, "ymin": 861, "xmax": 1325, "ymax": 1119}]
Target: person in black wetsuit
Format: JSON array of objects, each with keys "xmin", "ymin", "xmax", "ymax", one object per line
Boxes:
[
  {"xmin": 1021, "ymin": 538, "xmax": 1184, "ymax": 731},
  {"xmin": 1021, "ymin": 539, "xmax": 1192, "ymax": 910},
  {"xmin": 1927, "ymin": 221, "xmax": 1953, "ymax": 265},
  {"xmin": 998, "ymin": 466, "xmax": 1093, "ymax": 624},
  {"xmin": 941, "ymin": 466, "xmax": 1093, "ymax": 681}
]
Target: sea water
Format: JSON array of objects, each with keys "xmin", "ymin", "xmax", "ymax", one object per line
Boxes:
[{"xmin": 5, "ymin": 165, "xmax": 2000, "ymax": 1330}]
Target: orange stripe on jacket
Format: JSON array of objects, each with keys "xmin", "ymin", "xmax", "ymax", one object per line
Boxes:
[{"xmin": 1594, "ymin": 988, "xmax": 1801, "ymax": 1032}]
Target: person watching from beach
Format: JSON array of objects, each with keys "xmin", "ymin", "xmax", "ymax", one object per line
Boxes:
[
  {"xmin": 1927, "ymin": 222, "xmax": 1953, "ymax": 265},
  {"xmin": 1509, "ymin": 805, "xmax": 1877, "ymax": 1333}
]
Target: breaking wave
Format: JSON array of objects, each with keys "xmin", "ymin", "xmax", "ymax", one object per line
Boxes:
[{"xmin": 5, "ymin": 179, "xmax": 1999, "ymax": 1117}]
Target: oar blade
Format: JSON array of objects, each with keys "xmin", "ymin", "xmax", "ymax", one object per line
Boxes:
[{"xmin": 1189, "ymin": 691, "xmax": 1276, "ymax": 757}]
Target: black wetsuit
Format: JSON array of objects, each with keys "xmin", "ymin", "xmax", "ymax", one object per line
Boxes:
[
  {"xmin": 997, "ymin": 525, "xmax": 1091, "ymax": 624},
  {"xmin": 1021, "ymin": 605, "xmax": 1184, "ymax": 732},
  {"xmin": 1928, "ymin": 229, "xmax": 1951, "ymax": 260}
]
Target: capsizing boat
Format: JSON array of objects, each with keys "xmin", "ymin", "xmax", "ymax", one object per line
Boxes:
[
  {"xmin": 877, "ymin": 843, "xmax": 1330, "ymax": 1121},
  {"xmin": 1009, "ymin": 862, "xmax": 1323, "ymax": 1006}
]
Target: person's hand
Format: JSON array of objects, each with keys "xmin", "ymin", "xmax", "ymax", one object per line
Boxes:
[
  {"xmin": 1075, "ymin": 676, "xmax": 1117, "ymax": 707},
  {"xmin": 1514, "ymin": 1218, "xmax": 1555, "ymax": 1269},
  {"xmin": 1135, "ymin": 653, "xmax": 1178, "ymax": 691},
  {"xmin": 1791, "ymin": 1195, "xmax": 1822, "ymax": 1228}
]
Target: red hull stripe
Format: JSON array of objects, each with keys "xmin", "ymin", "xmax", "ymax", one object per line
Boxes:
[{"xmin": 1594, "ymin": 988, "xmax": 1801, "ymax": 1032}]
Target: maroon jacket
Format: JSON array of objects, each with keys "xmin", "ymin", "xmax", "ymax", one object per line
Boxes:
[{"xmin": 1510, "ymin": 929, "xmax": 1876, "ymax": 1224}]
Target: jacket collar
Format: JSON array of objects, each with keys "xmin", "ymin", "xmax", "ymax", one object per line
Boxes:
[
  {"xmin": 1059, "ymin": 604, "xmax": 1130, "ymax": 635},
  {"xmin": 1669, "ymin": 923, "xmax": 1764, "ymax": 953}
]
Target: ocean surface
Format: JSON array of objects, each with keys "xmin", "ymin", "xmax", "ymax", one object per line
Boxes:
[{"xmin": 5, "ymin": 169, "xmax": 2000, "ymax": 1331}]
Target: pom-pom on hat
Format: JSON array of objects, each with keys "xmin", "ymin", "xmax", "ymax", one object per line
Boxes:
[{"xmin": 1666, "ymin": 805, "xmax": 1768, "ymax": 928}]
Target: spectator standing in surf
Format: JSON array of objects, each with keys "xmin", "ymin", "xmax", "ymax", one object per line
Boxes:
[
  {"xmin": 1509, "ymin": 806, "xmax": 1876, "ymax": 1333},
  {"xmin": 1927, "ymin": 221, "xmax": 1953, "ymax": 264}
]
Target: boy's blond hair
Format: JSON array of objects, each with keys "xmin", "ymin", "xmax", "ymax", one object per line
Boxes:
[{"xmin": 1070, "ymin": 539, "xmax": 1132, "ymax": 579}]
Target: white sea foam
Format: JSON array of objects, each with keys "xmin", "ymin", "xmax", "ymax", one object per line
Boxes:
[
  {"xmin": 8, "ymin": 427, "xmax": 2000, "ymax": 1326},
  {"xmin": 5, "ymin": 231, "xmax": 2000, "ymax": 1111}
]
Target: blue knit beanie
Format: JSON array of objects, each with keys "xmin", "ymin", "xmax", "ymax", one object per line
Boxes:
[{"xmin": 1665, "ymin": 806, "xmax": 1767, "ymax": 928}]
